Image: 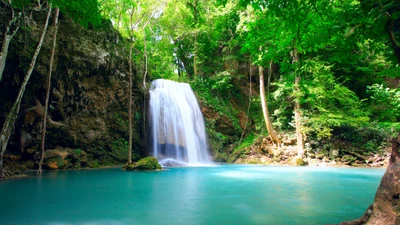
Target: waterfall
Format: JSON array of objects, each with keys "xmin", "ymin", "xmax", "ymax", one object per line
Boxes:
[{"xmin": 149, "ymin": 79, "xmax": 213, "ymax": 166}]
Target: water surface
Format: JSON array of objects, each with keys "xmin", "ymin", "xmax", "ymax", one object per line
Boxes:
[{"xmin": 0, "ymin": 165, "xmax": 384, "ymax": 225}]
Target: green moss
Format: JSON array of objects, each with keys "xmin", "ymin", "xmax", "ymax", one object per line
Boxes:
[
  {"xmin": 125, "ymin": 157, "xmax": 162, "ymax": 171},
  {"xmin": 234, "ymin": 133, "xmax": 256, "ymax": 154},
  {"xmin": 247, "ymin": 158, "xmax": 260, "ymax": 164},
  {"xmin": 74, "ymin": 148, "xmax": 82, "ymax": 156},
  {"xmin": 341, "ymin": 155, "xmax": 356, "ymax": 163},
  {"xmin": 190, "ymin": 76, "xmax": 243, "ymax": 134},
  {"xmin": 294, "ymin": 157, "xmax": 308, "ymax": 166},
  {"xmin": 87, "ymin": 160, "xmax": 100, "ymax": 168},
  {"xmin": 110, "ymin": 138, "xmax": 129, "ymax": 161}
]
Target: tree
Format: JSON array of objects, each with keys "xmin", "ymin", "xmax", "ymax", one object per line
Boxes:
[
  {"xmin": 259, "ymin": 64, "xmax": 281, "ymax": 146},
  {"xmin": 38, "ymin": 7, "xmax": 59, "ymax": 174},
  {"xmin": 338, "ymin": 133, "xmax": 400, "ymax": 225},
  {"xmin": 292, "ymin": 46, "xmax": 304, "ymax": 157},
  {"xmin": 128, "ymin": 8, "xmax": 134, "ymax": 165},
  {"xmin": 0, "ymin": 3, "xmax": 52, "ymax": 180},
  {"xmin": 0, "ymin": 0, "xmax": 20, "ymax": 82}
]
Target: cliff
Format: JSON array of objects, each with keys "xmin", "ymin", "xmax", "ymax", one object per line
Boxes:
[{"xmin": 0, "ymin": 4, "xmax": 144, "ymax": 173}]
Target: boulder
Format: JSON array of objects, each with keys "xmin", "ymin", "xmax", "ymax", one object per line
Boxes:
[
  {"xmin": 125, "ymin": 157, "xmax": 162, "ymax": 171},
  {"xmin": 291, "ymin": 157, "xmax": 308, "ymax": 166},
  {"xmin": 44, "ymin": 147, "xmax": 88, "ymax": 170}
]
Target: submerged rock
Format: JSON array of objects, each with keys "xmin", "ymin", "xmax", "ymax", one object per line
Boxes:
[
  {"xmin": 158, "ymin": 158, "xmax": 188, "ymax": 167},
  {"xmin": 125, "ymin": 157, "xmax": 162, "ymax": 171}
]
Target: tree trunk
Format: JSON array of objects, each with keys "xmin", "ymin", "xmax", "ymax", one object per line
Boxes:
[
  {"xmin": 38, "ymin": 7, "xmax": 59, "ymax": 174},
  {"xmin": 0, "ymin": 4, "xmax": 52, "ymax": 180},
  {"xmin": 238, "ymin": 57, "xmax": 253, "ymax": 147},
  {"xmin": 364, "ymin": 132, "xmax": 400, "ymax": 224},
  {"xmin": 142, "ymin": 17, "xmax": 151, "ymax": 90},
  {"xmin": 259, "ymin": 65, "xmax": 281, "ymax": 147},
  {"xmin": 128, "ymin": 41, "xmax": 133, "ymax": 165},
  {"xmin": 142, "ymin": 22, "xmax": 151, "ymax": 156},
  {"xmin": 193, "ymin": 33, "xmax": 198, "ymax": 77},
  {"xmin": 193, "ymin": 0, "xmax": 198, "ymax": 77},
  {"xmin": 338, "ymin": 133, "xmax": 400, "ymax": 225},
  {"xmin": 0, "ymin": 2, "xmax": 20, "ymax": 82},
  {"xmin": 127, "ymin": 10, "xmax": 134, "ymax": 165},
  {"xmin": 292, "ymin": 47, "xmax": 304, "ymax": 157}
]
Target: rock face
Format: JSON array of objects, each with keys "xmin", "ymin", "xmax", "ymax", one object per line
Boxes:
[
  {"xmin": 43, "ymin": 147, "xmax": 88, "ymax": 169},
  {"xmin": 0, "ymin": 6, "xmax": 145, "ymax": 171},
  {"xmin": 338, "ymin": 133, "xmax": 400, "ymax": 225},
  {"xmin": 124, "ymin": 157, "xmax": 162, "ymax": 171}
]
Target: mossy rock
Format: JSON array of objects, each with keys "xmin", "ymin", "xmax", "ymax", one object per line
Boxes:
[
  {"xmin": 316, "ymin": 149, "xmax": 329, "ymax": 159},
  {"xmin": 292, "ymin": 157, "xmax": 308, "ymax": 166},
  {"xmin": 124, "ymin": 157, "xmax": 162, "ymax": 171},
  {"xmin": 341, "ymin": 154, "xmax": 356, "ymax": 163}
]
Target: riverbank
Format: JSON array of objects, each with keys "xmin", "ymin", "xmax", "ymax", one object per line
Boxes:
[{"xmin": 217, "ymin": 135, "xmax": 391, "ymax": 168}]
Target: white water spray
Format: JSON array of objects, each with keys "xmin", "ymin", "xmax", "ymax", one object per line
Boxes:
[{"xmin": 149, "ymin": 79, "xmax": 213, "ymax": 166}]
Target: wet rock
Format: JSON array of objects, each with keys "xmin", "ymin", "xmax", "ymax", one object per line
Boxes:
[
  {"xmin": 341, "ymin": 154, "xmax": 356, "ymax": 163},
  {"xmin": 1, "ymin": 170, "xmax": 26, "ymax": 180},
  {"xmin": 316, "ymin": 149, "xmax": 329, "ymax": 159},
  {"xmin": 44, "ymin": 147, "xmax": 88, "ymax": 170},
  {"xmin": 235, "ymin": 158, "xmax": 243, "ymax": 163},
  {"xmin": 291, "ymin": 157, "xmax": 308, "ymax": 166},
  {"xmin": 331, "ymin": 149, "xmax": 339, "ymax": 158},
  {"xmin": 124, "ymin": 157, "xmax": 162, "ymax": 171}
]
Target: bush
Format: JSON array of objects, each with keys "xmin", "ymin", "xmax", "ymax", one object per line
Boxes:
[{"xmin": 367, "ymin": 84, "xmax": 400, "ymax": 122}]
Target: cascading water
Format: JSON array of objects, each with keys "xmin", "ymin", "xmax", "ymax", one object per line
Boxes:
[{"xmin": 149, "ymin": 79, "xmax": 213, "ymax": 166}]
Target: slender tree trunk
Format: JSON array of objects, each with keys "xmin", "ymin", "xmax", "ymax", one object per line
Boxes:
[
  {"xmin": 38, "ymin": 7, "xmax": 59, "ymax": 174},
  {"xmin": 128, "ymin": 41, "xmax": 133, "ymax": 165},
  {"xmin": 238, "ymin": 57, "xmax": 253, "ymax": 147},
  {"xmin": 142, "ymin": 24, "xmax": 149, "ymax": 156},
  {"xmin": 193, "ymin": 33, "xmax": 198, "ymax": 77},
  {"xmin": 0, "ymin": 4, "xmax": 52, "ymax": 180},
  {"xmin": 292, "ymin": 47, "xmax": 304, "ymax": 157},
  {"xmin": 259, "ymin": 65, "xmax": 281, "ymax": 147},
  {"xmin": 0, "ymin": 2, "xmax": 20, "ymax": 82},
  {"xmin": 192, "ymin": 0, "xmax": 198, "ymax": 77},
  {"xmin": 142, "ymin": 21, "xmax": 149, "ymax": 89},
  {"xmin": 127, "ymin": 10, "xmax": 134, "ymax": 165},
  {"xmin": 267, "ymin": 60, "xmax": 272, "ymax": 95}
]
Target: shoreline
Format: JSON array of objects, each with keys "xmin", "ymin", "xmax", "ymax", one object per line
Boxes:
[{"xmin": 3, "ymin": 161, "xmax": 388, "ymax": 181}]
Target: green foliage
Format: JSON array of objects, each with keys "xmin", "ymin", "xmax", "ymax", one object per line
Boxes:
[
  {"xmin": 300, "ymin": 59, "xmax": 369, "ymax": 139},
  {"xmin": 206, "ymin": 119, "xmax": 229, "ymax": 151},
  {"xmin": 367, "ymin": 84, "xmax": 400, "ymax": 122},
  {"xmin": 74, "ymin": 148, "xmax": 82, "ymax": 156},
  {"xmin": 191, "ymin": 75, "xmax": 242, "ymax": 133},
  {"xmin": 234, "ymin": 133, "xmax": 256, "ymax": 153},
  {"xmin": 52, "ymin": 0, "xmax": 103, "ymax": 28},
  {"xmin": 114, "ymin": 113, "xmax": 128, "ymax": 131},
  {"xmin": 271, "ymin": 80, "xmax": 294, "ymax": 131},
  {"xmin": 12, "ymin": 0, "xmax": 103, "ymax": 28},
  {"xmin": 110, "ymin": 138, "xmax": 130, "ymax": 162},
  {"xmin": 334, "ymin": 123, "xmax": 397, "ymax": 153},
  {"xmin": 87, "ymin": 160, "xmax": 100, "ymax": 168},
  {"xmin": 211, "ymin": 71, "xmax": 233, "ymax": 92}
]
